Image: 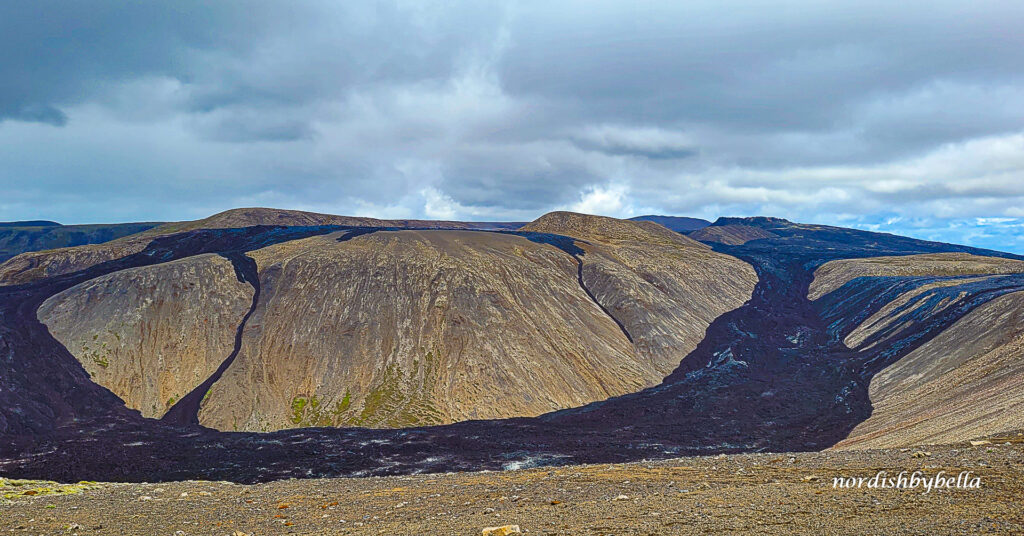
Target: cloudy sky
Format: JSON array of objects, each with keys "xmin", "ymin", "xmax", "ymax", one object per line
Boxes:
[{"xmin": 2, "ymin": 1, "xmax": 1023, "ymax": 251}]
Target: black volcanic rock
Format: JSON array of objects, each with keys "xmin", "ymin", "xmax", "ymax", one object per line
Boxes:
[{"xmin": 2, "ymin": 212, "xmax": 1024, "ymax": 484}]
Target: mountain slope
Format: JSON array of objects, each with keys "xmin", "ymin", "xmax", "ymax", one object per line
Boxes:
[
  {"xmin": 628, "ymin": 215, "xmax": 710, "ymax": 232},
  {"xmin": 522, "ymin": 212, "xmax": 757, "ymax": 373},
  {"xmin": 805, "ymin": 252, "xmax": 1024, "ymax": 449},
  {"xmin": 38, "ymin": 254, "xmax": 253, "ymax": 419},
  {"xmin": 0, "ymin": 221, "xmax": 159, "ymax": 263},
  {"xmin": 0, "ymin": 208, "xmax": 520, "ymax": 286},
  {"xmin": 201, "ymin": 229, "xmax": 644, "ymax": 430},
  {"xmin": 35, "ymin": 213, "xmax": 756, "ymax": 431},
  {"xmin": 809, "ymin": 252, "xmax": 1024, "ymax": 300},
  {"xmin": 4, "ymin": 211, "xmax": 1024, "ymax": 483},
  {"xmin": 832, "ymin": 290, "xmax": 1024, "ymax": 449}
]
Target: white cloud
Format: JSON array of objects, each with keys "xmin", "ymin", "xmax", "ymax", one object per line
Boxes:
[
  {"xmin": 567, "ymin": 184, "xmax": 633, "ymax": 217},
  {"xmin": 421, "ymin": 187, "xmax": 460, "ymax": 220},
  {"xmin": 2, "ymin": 0, "xmax": 1024, "ymax": 255}
]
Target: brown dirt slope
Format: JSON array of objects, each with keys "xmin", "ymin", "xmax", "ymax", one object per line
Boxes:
[
  {"xmin": 522, "ymin": 212, "xmax": 758, "ymax": 373},
  {"xmin": 809, "ymin": 252, "xmax": 1024, "ymax": 300},
  {"xmin": 37, "ymin": 254, "xmax": 253, "ymax": 419},
  {"xmin": 34, "ymin": 212, "xmax": 756, "ymax": 432},
  {"xmin": 833, "ymin": 291, "xmax": 1024, "ymax": 450},
  {"xmin": 198, "ymin": 218, "xmax": 755, "ymax": 431},
  {"xmin": 201, "ymin": 229, "xmax": 643, "ymax": 430},
  {"xmin": 0, "ymin": 238, "xmax": 152, "ymax": 286},
  {"xmin": 688, "ymin": 224, "xmax": 779, "ymax": 245}
]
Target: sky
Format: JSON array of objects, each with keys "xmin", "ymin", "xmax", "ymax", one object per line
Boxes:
[{"xmin": 1, "ymin": 1, "xmax": 1024, "ymax": 252}]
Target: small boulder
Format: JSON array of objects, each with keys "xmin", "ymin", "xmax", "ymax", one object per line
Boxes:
[{"xmin": 482, "ymin": 526, "xmax": 521, "ymax": 536}]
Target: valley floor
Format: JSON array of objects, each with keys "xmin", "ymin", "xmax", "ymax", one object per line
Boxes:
[{"xmin": 2, "ymin": 435, "xmax": 1022, "ymax": 535}]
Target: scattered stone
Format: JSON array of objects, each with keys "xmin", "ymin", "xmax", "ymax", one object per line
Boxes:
[
  {"xmin": 614, "ymin": 494, "xmax": 630, "ymax": 501},
  {"xmin": 911, "ymin": 451, "xmax": 932, "ymax": 458},
  {"xmin": 801, "ymin": 476, "xmax": 820, "ymax": 482},
  {"xmin": 138, "ymin": 496, "xmax": 153, "ymax": 501},
  {"xmin": 482, "ymin": 525, "xmax": 521, "ymax": 536}
]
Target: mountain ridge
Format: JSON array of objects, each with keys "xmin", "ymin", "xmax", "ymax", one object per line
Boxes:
[{"xmin": 1, "ymin": 207, "xmax": 1023, "ymax": 483}]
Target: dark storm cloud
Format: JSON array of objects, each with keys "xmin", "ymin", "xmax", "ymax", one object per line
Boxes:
[{"xmin": 1, "ymin": 0, "xmax": 1023, "ymax": 251}]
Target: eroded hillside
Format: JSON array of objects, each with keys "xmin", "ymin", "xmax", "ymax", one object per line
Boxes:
[
  {"xmin": 809, "ymin": 253, "xmax": 1024, "ymax": 450},
  {"xmin": 35, "ymin": 214, "xmax": 756, "ymax": 432},
  {"xmin": 809, "ymin": 252, "xmax": 1024, "ymax": 300},
  {"xmin": 5, "ymin": 213, "xmax": 1024, "ymax": 484},
  {"xmin": 0, "ymin": 208, "xmax": 521, "ymax": 286},
  {"xmin": 522, "ymin": 212, "xmax": 758, "ymax": 372},
  {"xmin": 833, "ymin": 290, "xmax": 1024, "ymax": 449},
  {"xmin": 38, "ymin": 254, "xmax": 254, "ymax": 419}
]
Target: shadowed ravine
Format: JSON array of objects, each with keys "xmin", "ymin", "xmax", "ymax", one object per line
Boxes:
[
  {"xmin": 2, "ymin": 219, "xmax": 1023, "ymax": 483},
  {"xmin": 572, "ymin": 255, "xmax": 635, "ymax": 344}
]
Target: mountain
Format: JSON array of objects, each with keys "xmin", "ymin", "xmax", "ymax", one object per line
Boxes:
[
  {"xmin": 0, "ymin": 220, "xmax": 160, "ymax": 263},
  {"xmin": 688, "ymin": 217, "xmax": 782, "ymax": 245},
  {"xmin": 810, "ymin": 253, "xmax": 1024, "ymax": 449},
  {"xmin": 628, "ymin": 214, "xmax": 710, "ymax": 232},
  {"xmin": 0, "ymin": 208, "xmax": 522, "ymax": 285},
  {"xmin": 37, "ymin": 212, "xmax": 755, "ymax": 431},
  {"xmin": 1, "ymin": 209, "xmax": 1023, "ymax": 484},
  {"xmin": 0, "ymin": 220, "xmax": 62, "ymax": 227}
]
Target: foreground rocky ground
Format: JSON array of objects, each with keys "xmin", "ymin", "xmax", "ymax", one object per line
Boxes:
[{"xmin": 3, "ymin": 435, "xmax": 1021, "ymax": 535}]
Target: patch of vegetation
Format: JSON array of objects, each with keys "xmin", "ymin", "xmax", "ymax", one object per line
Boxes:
[
  {"xmin": 284, "ymin": 348, "xmax": 448, "ymax": 429},
  {"xmin": 350, "ymin": 349, "xmax": 445, "ymax": 428},
  {"xmin": 290, "ymin": 390, "xmax": 355, "ymax": 428},
  {"xmin": 338, "ymin": 390, "xmax": 352, "ymax": 411},
  {"xmin": 78, "ymin": 329, "xmax": 122, "ymax": 369},
  {"xmin": 290, "ymin": 395, "xmax": 310, "ymax": 425},
  {"xmin": 1, "ymin": 478, "xmax": 102, "ymax": 501}
]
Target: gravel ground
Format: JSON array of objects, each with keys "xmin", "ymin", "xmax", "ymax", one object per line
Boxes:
[{"xmin": 2, "ymin": 437, "xmax": 1022, "ymax": 535}]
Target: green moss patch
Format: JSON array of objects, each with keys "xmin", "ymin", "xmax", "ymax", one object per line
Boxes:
[{"xmin": 1, "ymin": 478, "xmax": 103, "ymax": 501}]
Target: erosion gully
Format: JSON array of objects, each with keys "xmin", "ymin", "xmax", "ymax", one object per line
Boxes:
[
  {"xmin": 1, "ymin": 220, "xmax": 1023, "ymax": 483},
  {"xmin": 161, "ymin": 253, "xmax": 261, "ymax": 427}
]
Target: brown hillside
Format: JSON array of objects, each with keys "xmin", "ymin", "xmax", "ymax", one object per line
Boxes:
[
  {"xmin": 833, "ymin": 290, "xmax": 1024, "ymax": 449},
  {"xmin": 688, "ymin": 224, "xmax": 779, "ymax": 246},
  {"xmin": 809, "ymin": 252, "xmax": 1024, "ymax": 300},
  {"xmin": 37, "ymin": 213, "xmax": 757, "ymax": 431},
  {"xmin": 0, "ymin": 207, "xmax": 511, "ymax": 286},
  {"xmin": 38, "ymin": 254, "xmax": 253, "ymax": 419}
]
